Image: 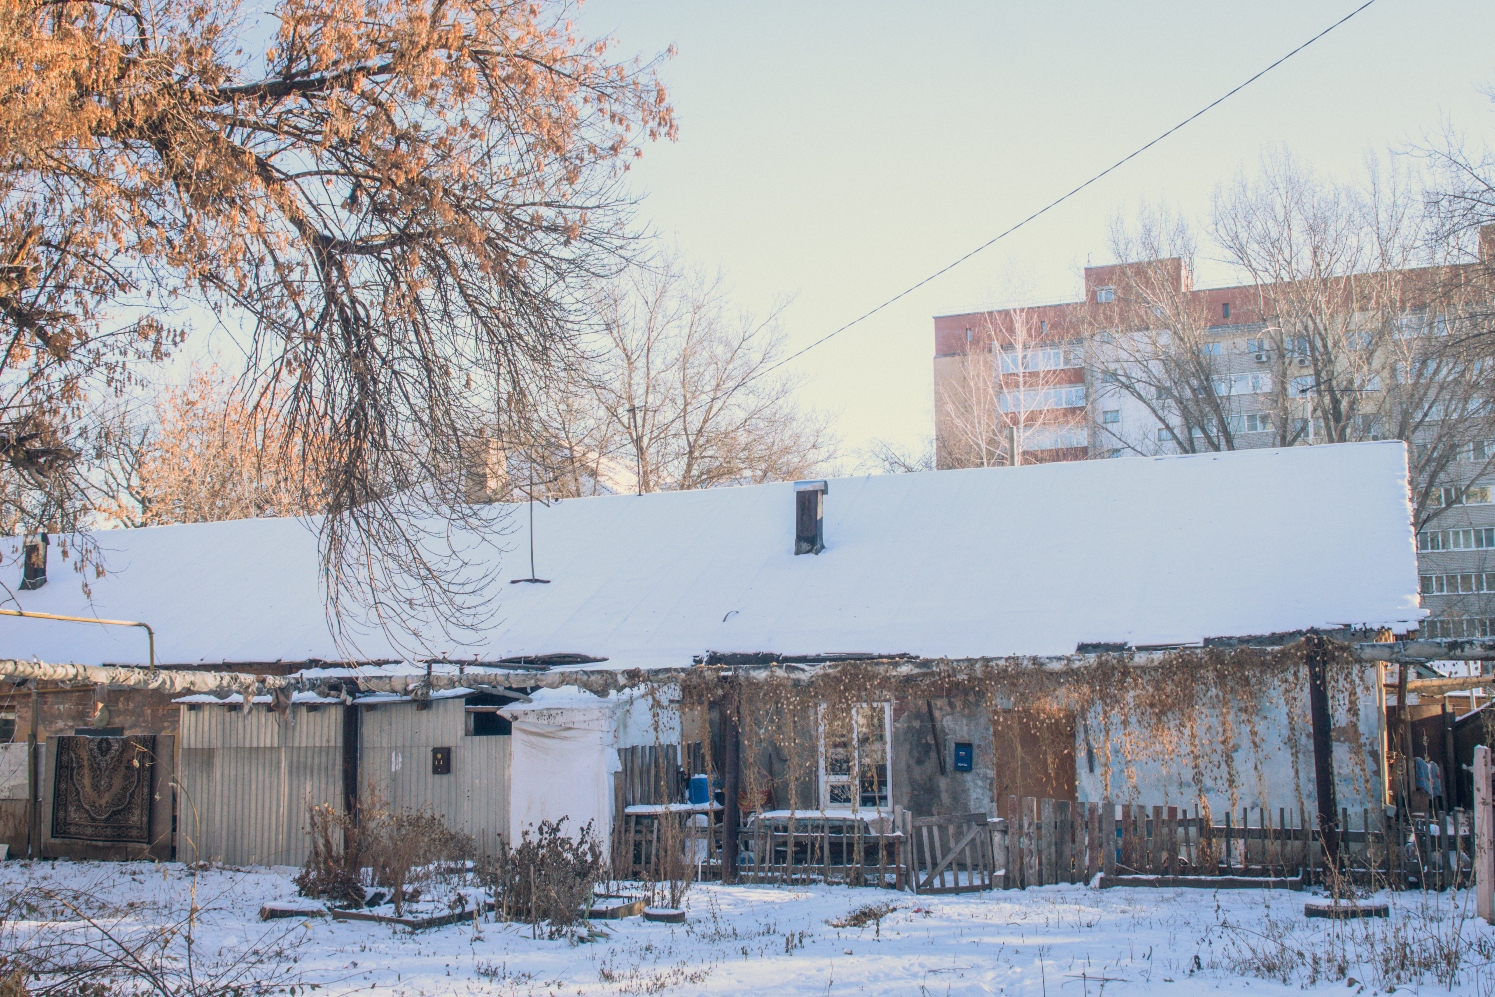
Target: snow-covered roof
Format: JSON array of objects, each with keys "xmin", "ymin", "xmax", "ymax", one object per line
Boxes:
[{"xmin": 0, "ymin": 441, "xmax": 1422, "ymax": 668}]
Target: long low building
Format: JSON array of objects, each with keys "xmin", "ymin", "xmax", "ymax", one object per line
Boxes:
[{"xmin": 0, "ymin": 441, "xmax": 1424, "ymax": 866}]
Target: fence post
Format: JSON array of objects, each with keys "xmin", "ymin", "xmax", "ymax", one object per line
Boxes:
[
  {"xmin": 1022, "ymin": 797, "xmax": 1039, "ymax": 888},
  {"xmin": 1476, "ymin": 745, "xmax": 1493, "ymax": 923}
]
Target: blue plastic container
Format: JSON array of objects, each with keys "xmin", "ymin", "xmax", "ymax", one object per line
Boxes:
[{"xmin": 688, "ymin": 774, "xmax": 711, "ymax": 805}]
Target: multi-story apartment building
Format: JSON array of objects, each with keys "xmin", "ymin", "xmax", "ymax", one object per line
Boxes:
[{"xmin": 933, "ymin": 237, "xmax": 1495, "ymax": 637}]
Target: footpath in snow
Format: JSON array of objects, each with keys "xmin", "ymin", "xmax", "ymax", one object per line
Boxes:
[{"xmin": 1, "ymin": 860, "xmax": 1492, "ymax": 996}]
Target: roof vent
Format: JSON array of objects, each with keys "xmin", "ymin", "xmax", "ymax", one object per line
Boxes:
[
  {"xmin": 20, "ymin": 532, "xmax": 46, "ymax": 590},
  {"xmin": 793, "ymin": 480, "xmax": 827, "ymax": 555}
]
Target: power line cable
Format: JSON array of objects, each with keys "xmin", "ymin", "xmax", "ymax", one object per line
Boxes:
[
  {"xmin": 751, "ymin": 0, "xmax": 1380, "ymax": 383},
  {"xmin": 586, "ymin": 0, "xmax": 1380, "ymax": 469}
]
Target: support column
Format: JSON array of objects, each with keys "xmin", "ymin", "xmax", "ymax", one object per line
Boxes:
[
  {"xmin": 1474, "ymin": 745, "xmax": 1492, "ymax": 924},
  {"xmin": 25, "ymin": 683, "xmax": 38, "ymax": 858},
  {"xmin": 720, "ymin": 674, "xmax": 741, "ymax": 883},
  {"xmin": 1306, "ymin": 631, "xmax": 1340, "ymax": 873}
]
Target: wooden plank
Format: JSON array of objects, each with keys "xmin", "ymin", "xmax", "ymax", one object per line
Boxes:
[
  {"xmin": 1057, "ymin": 800, "xmax": 1073, "ymax": 884},
  {"xmin": 1040, "ymin": 798, "xmax": 1057, "ymax": 886},
  {"xmin": 1087, "ymin": 803, "xmax": 1101, "ymax": 882},
  {"xmin": 1022, "ymin": 797, "xmax": 1039, "ymax": 889},
  {"xmin": 1479, "ymin": 746, "xmax": 1494, "ymax": 920},
  {"xmin": 1163, "ymin": 807, "xmax": 1172, "ymax": 876},
  {"xmin": 1006, "ymin": 796, "xmax": 1020, "ymax": 889},
  {"xmin": 1150, "ymin": 806, "xmax": 1164, "ymax": 876},
  {"xmin": 1101, "ymin": 802, "xmax": 1116, "ymax": 879}
]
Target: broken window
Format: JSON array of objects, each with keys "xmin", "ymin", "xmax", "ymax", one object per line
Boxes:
[{"xmin": 818, "ymin": 702, "xmax": 891, "ymax": 811}]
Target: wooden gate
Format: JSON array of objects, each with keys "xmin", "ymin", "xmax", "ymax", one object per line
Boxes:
[{"xmin": 903, "ymin": 811, "xmax": 997, "ymax": 894}]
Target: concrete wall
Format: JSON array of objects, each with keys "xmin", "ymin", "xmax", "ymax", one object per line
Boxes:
[
  {"xmin": 178, "ymin": 704, "xmax": 343, "ymax": 867},
  {"xmin": 358, "ymin": 697, "xmax": 510, "ymax": 854}
]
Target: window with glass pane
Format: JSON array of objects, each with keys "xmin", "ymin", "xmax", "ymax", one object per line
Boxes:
[{"xmin": 818, "ymin": 703, "xmax": 890, "ymax": 810}]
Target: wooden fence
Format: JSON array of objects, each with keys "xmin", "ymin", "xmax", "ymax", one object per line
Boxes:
[{"xmin": 611, "ymin": 791, "xmax": 1482, "ymax": 894}]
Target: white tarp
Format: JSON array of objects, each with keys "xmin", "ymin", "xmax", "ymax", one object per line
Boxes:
[
  {"xmin": 0, "ymin": 742, "xmax": 27, "ymax": 800},
  {"xmin": 504, "ymin": 694, "xmax": 621, "ymax": 847}
]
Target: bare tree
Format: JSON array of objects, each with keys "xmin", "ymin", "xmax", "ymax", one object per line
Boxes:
[
  {"xmin": 94, "ymin": 368, "xmax": 330, "ymax": 527},
  {"xmin": 574, "ymin": 261, "xmax": 836, "ymax": 493},
  {"xmin": 1089, "ymin": 154, "xmax": 1495, "ymax": 528},
  {"xmin": 937, "ymin": 306, "xmax": 1084, "ymax": 468},
  {"xmin": 0, "ymin": 0, "xmax": 676, "ymax": 644},
  {"xmin": 858, "ymin": 437, "xmax": 935, "ymax": 475}
]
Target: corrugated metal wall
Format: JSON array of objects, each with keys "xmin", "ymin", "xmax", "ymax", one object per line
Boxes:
[
  {"xmin": 178, "ymin": 704, "xmax": 344, "ymax": 867},
  {"xmin": 358, "ymin": 698, "xmax": 510, "ymax": 854}
]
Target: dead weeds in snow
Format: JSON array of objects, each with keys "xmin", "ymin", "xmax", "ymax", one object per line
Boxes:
[{"xmin": 1214, "ymin": 890, "xmax": 1495, "ymax": 991}]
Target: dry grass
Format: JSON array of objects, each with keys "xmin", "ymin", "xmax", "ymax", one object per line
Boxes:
[
  {"xmin": 827, "ymin": 901, "xmax": 900, "ymax": 939},
  {"xmin": 480, "ymin": 818, "xmax": 605, "ymax": 938},
  {"xmin": 295, "ymin": 789, "xmax": 474, "ymax": 915}
]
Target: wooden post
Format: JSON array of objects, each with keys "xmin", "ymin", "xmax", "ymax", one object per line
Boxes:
[
  {"xmin": 1086, "ymin": 803, "xmax": 1101, "ymax": 883},
  {"xmin": 1100, "ymin": 801, "xmax": 1116, "ymax": 880},
  {"xmin": 1442, "ymin": 700, "xmax": 1458, "ymax": 810},
  {"xmin": 1057, "ymin": 800, "xmax": 1073, "ymax": 883},
  {"xmin": 1305, "ymin": 631, "xmax": 1340, "ymax": 873},
  {"xmin": 720, "ymin": 676, "xmax": 742, "ymax": 883},
  {"xmin": 1396, "ymin": 662, "xmax": 1412, "ymax": 807},
  {"xmin": 25, "ymin": 683, "xmax": 38, "ymax": 859},
  {"xmin": 1005, "ymin": 795, "xmax": 1020, "ymax": 889},
  {"xmin": 1041, "ymin": 798, "xmax": 1057, "ymax": 885},
  {"xmin": 1022, "ymin": 797, "xmax": 1039, "ymax": 888},
  {"xmin": 1478, "ymin": 746, "xmax": 1493, "ymax": 921}
]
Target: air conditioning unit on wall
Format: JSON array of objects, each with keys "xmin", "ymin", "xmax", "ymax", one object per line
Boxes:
[
  {"xmin": 1253, "ymin": 352, "xmax": 1268, "ymax": 363},
  {"xmin": 1295, "ymin": 357, "xmax": 1310, "ymax": 367}
]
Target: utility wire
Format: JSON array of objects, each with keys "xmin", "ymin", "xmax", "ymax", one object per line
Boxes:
[
  {"xmin": 590, "ymin": 0, "xmax": 1380, "ymax": 470},
  {"xmin": 752, "ymin": 0, "xmax": 1380, "ymax": 384}
]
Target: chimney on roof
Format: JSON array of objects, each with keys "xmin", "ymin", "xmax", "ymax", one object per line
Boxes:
[
  {"xmin": 793, "ymin": 480, "xmax": 827, "ymax": 555},
  {"xmin": 20, "ymin": 532, "xmax": 46, "ymax": 590}
]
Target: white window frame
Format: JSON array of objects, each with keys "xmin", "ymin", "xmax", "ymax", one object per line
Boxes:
[
  {"xmin": 816, "ymin": 702, "xmax": 893, "ymax": 813},
  {"xmin": 1095, "ymin": 286, "xmax": 1115, "ymax": 304}
]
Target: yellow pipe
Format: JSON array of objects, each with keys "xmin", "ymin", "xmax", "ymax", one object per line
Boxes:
[{"xmin": 0, "ymin": 608, "xmax": 155, "ymax": 669}]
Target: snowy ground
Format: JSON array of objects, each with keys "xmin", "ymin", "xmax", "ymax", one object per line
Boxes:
[{"xmin": 2, "ymin": 860, "xmax": 1493, "ymax": 996}]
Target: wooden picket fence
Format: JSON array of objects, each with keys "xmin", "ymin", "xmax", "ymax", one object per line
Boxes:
[
  {"xmin": 611, "ymin": 789, "xmax": 1488, "ymax": 895},
  {"xmin": 994, "ymin": 796, "xmax": 1439, "ymax": 889}
]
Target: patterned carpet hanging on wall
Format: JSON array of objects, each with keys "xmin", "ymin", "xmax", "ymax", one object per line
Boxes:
[{"xmin": 51, "ymin": 735, "xmax": 155, "ymax": 843}]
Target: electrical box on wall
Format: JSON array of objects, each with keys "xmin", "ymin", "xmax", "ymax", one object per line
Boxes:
[
  {"xmin": 431, "ymin": 746, "xmax": 452, "ymax": 775},
  {"xmin": 953, "ymin": 742, "xmax": 973, "ymax": 772}
]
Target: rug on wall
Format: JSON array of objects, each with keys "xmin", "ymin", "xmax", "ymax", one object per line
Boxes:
[{"xmin": 50, "ymin": 735, "xmax": 155, "ymax": 843}]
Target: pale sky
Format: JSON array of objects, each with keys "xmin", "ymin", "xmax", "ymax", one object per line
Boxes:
[{"xmin": 572, "ymin": 0, "xmax": 1495, "ymax": 461}]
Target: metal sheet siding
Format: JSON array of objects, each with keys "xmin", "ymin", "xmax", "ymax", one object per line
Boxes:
[
  {"xmin": 358, "ymin": 699, "xmax": 509, "ymax": 853},
  {"xmin": 178, "ymin": 705, "xmax": 344, "ymax": 867}
]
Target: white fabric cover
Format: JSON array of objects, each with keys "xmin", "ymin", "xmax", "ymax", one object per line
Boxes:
[{"xmin": 506, "ymin": 699, "xmax": 621, "ymax": 846}]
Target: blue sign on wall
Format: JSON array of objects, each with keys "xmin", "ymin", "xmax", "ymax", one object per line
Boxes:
[{"xmin": 953, "ymin": 742, "xmax": 973, "ymax": 772}]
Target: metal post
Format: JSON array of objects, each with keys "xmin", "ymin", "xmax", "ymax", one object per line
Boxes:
[{"xmin": 1305, "ymin": 631, "xmax": 1340, "ymax": 874}]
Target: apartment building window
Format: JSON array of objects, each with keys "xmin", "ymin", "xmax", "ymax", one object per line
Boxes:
[
  {"xmin": 0, "ymin": 709, "xmax": 13, "ymax": 743},
  {"xmin": 1095, "ymin": 286, "xmax": 1115, "ymax": 303},
  {"xmin": 1244, "ymin": 413, "xmax": 1272, "ymax": 433},
  {"xmin": 1291, "ymin": 375, "xmax": 1315, "ymax": 396},
  {"xmin": 1247, "ymin": 338, "xmax": 1268, "ymax": 354},
  {"xmin": 1420, "ymin": 573, "xmax": 1495, "ymax": 595},
  {"xmin": 1213, "ymin": 373, "xmax": 1272, "ymax": 396},
  {"xmin": 1222, "ymin": 303, "xmax": 1231, "ymax": 319},
  {"xmin": 1418, "ymin": 528, "xmax": 1495, "ymax": 551},
  {"xmin": 999, "ymin": 343, "xmax": 1084, "ymax": 373},
  {"xmin": 1102, "ymin": 409, "xmax": 1120, "ymax": 425},
  {"xmin": 1200, "ymin": 342, "xmax": 1223, "ymax": 356},
  {"xmin": 1429, "ymin": 484, "xmax": 1494, "ymax": 508},
  {"xmin": 998, "ymin": 385, "xmax": 1086, "ymax": 412},
  {"xmin": 1422, "ymin": 617, "xmax": 1495, "ymax": 639},
  {"xmin": 1157, "ymin": 428, "xmax": 1171, "ymax": 443}
]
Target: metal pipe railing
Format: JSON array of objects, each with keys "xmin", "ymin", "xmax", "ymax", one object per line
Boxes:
[{"xmin": 0, "ymin": 608, "xmax": 155, "ymax": 668}]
